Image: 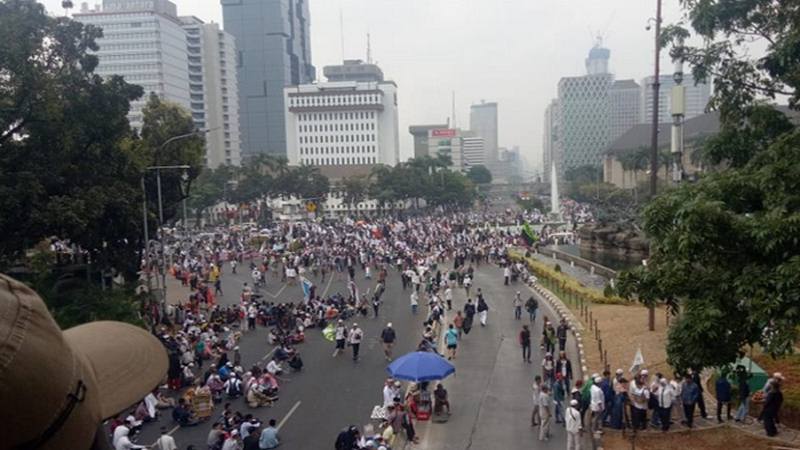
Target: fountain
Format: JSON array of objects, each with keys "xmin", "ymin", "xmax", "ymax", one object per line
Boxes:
[{"xmin": 549, "ymin": 162, "xmax": 562, "ymax": 222}]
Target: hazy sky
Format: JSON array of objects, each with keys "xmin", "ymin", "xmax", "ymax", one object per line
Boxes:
[{"xmin": 44, "ymin": 0, "xmax": 686, "ymax": 172}]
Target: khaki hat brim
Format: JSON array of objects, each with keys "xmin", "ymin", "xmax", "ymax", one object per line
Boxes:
[{"xmin": 63, "ymin": 321, "xmax": 168, "ymax": 419}]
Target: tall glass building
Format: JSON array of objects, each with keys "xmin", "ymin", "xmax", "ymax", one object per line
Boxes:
[{"xmin": 221, "ymin": 0, "xmax": 316, "ymax": 161}]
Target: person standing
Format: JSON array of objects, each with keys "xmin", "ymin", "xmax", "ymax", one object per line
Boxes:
[
  {"xmin": 690, "ymin": 369, "xmax": 708, "ymax": 419},
  {"xmin": 539, "ymin": 384, "xmax": 553, "ymax": 441},
  {"xmin": 556, "ymin": 351, "xmax": 573, "ymax": 391},
  {"xmin": 656, "ymin": 377, "xmax": 675, "ymax": 432},
  {"xmin": 520, "ymin": 325, "xmax": 532, "ymax": 363},
  {"xmin": 381, "ymin": 323, "xmax": 396, "ymax": 361},
  {"xmin": 349, "ymin": 323, "xmax": 363, "ymax": 362},
  {"xmin": 565, "ymin": 399, "xmax": 583, "ymax": 450},
  {"xmin": 681, "ymin": 374, "xmax": 700, "ymax": 428},
  {"xmin": 553, "ymin": 375, "xmax": 566, "ymax": 424},
  {"xmin": 531, "ymin": 376, "xmax": 543, "ymax": 427},
  {"xmin": 715, "ymin": 373, "xmax": 733, "ymax": 422},
  {"xmin": 503, "ymin": 265, "xmax": 511, "ymax": 285},
  {"xmin": 762, "ymin": 375, "xmax": 784, "ymax": 437},
  {"xmin": 410, "ymin": 290, "xmax": 419, "ymax": 315},
  {"xmin": 734, "ymin": 365, "xmax": 751, "ymax": 422},
  {"xmin": 444, "ymin": 286, "xmax": 453, "ymax": 311},
  {"xmin": 590, "ymin": 376, "xmax": 605, "ymax": 434},
  {"xmin": 453, "ymin": 310, "xmax": 464, "ymax": 338},
  {"xmin": 445, "ymin": 324, "xmax": 459, "ymax": 360},
  {"xmin": 629, "ymin": 375, "xmax": 649, "ymax": 430},
  {"xmin": 513, "ymin": 291, "xmax": 522, "ymax": 320}
]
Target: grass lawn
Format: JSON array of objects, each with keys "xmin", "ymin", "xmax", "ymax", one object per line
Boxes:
[{"xmin": 601, "ymin": 427, "xmax": 796, "ymax": 450}]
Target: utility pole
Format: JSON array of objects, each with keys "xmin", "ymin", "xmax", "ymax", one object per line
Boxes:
[
  {"xmin": 671, "ymin": 39, "xmax": 686, "ymax": 184},
  {"xmin": 647, "ymin": 0, "xmax": 663, "ymax": 333}
]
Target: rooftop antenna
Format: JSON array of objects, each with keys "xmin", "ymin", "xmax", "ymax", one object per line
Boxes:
[
  {"xmin": 451, "ymin": 91, "xmax": 457, "ymax": 129},
  {"xmin": 339, "ymin": 5, "xmax": 345, "ymax": 62},
  {"xmin": 366, "ymin": 32, "xmax": 372, "ymax": 64},
  {"xmin": 62, "ymin": 0, "xmax": 74, "ymax": 16}
]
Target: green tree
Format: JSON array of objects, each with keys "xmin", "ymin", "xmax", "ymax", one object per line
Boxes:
[
  {"xmin": 467, "ymin": 165, "xmax": 493, "ymax": 185},
  {"xmin": 341, "ymin": 175, "xmax": 370, "ymax": 212},
  {"xmin": 0, "ymin": 0, "xmax": 145, "ymax": 276},
  {"xmin": 620, "ymin": 0, "xmax": 800, "ymax": 371}
]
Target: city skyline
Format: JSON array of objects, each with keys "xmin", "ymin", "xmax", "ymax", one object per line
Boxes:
[{"xmin": 45, "ymin": 0, "xmax": 685, "ymax": 173}]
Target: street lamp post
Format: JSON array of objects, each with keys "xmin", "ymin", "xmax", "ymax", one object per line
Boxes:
[{"xmin": 649, "ymin": 0, "xmax": 663, "ymax": 198}]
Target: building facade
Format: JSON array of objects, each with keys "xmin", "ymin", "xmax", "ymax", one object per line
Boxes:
[
  {"xmin": 221, "ymin": 0, "xmax": 315, "ymax": 161},
  {"xmin": 426, "ymin": 129, "xmax": 464, "ymax": 171},
  {"xmin": 75, "ymin": 0, "xmax": 191, "ymax": 129},
  {"xmin": 641, "ymin": 74, "xmax": 711, "ymax": 124},
  {"xmin": 469, "ymin": 101, "xmax": 499, "ymax": 164},
  {"xmin": 461, "ymin": 132, "xmax": 486, "ymax": 171},
  {"xmin": 180, "ymin": 17, "xmax": 241, "ymax": 167},
  {"xmin": 556, "ymin": 42, "xmax": 614, "ymax": 172},
  {"xmin": 609, "ymin": 79, "xmax": 641, "ymax": 143},
  {"xmin": 284, "ymin": 80, "xmax": 400, "ymax": 167},
  {"xmin": 409, "ymin": 124, "xmax": 448, "ymax": 159}
]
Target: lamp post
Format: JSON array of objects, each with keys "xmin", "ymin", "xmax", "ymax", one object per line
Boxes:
[
  {"xmin": 671, "ymin": 39, "xmax": 686, "ymax": 184},
  {"xmin": 141, "ymin": 129, "xmax": 208, "ymax": 314},
  {"xmin": 648, "ymin": 0, "xmax": 663, "ymax": 198}
]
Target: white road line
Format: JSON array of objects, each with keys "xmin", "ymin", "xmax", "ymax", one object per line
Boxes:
[
  {"xmin": 261, "ymin": 346, "xmax": 278, "ymax": 361},
  {"xmin": 276, "ymin": 400, "xmax": 301, "ymax": 431},
  {"xmin": 320, "ymin": 273, "xmax": 334, "ymax": 298},
  {"xmin": 264, "ymin": 284, "xmax": 288, "ymax": 299},
  {"xmin": 149, "ymin": 424, "xmax": 180, "ymax": 446}
]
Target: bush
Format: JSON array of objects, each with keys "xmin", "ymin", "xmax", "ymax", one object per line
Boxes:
[
  {"xmin": 509, "ymin": 249, "xmax": 627, "ymax": 306},
  {"xmin": 603, "ymin": 284, "xmax": 615, "ymax": 298}
]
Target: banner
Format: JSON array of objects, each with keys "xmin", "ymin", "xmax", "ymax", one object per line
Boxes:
[
  {"xmin": 630, "ymin": 347, "xmax": 645, "ymax": 374},
  {"xmin": 322, "ymin": 323, "xmax": 336, "ymax": 342},
  {"xmin": 301, "ymin": 276, "xmax": 313, "ymax": 302},
  {"xmin": 521, "ymin": 222, "xmax": 539, "ymax": 246}
]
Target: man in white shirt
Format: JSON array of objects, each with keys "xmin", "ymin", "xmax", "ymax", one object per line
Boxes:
[
  {"xmin": 531, "ymin": 376, "xmax": 542, "ymax": 426},
  {"xmin": 349, "ymin": 323, "xmax": 363, "ymax": 361},
  {"xmin": 656, "ymin": 378, "xmax": 676, "ymax": 431},
  {"xmin": 590, "ymin": 376, "xmax": 605, "ymax": 433},
  {"xmin": 565, "ymin": 399, "xmax": 583, "ymax": 450},
  {"xmin": 333, "ymin": 319, "xmax": 348, "ymax": 357},
  {"xmin": 154, "ymin": 427, "xmax": 177, "ymax": 450},
  {"xmin": 538, "ymin": 384, "xmax": 552, "ymax": 441},
  {"xmin": 266, "ymin": 358, "xmax": 283, "ymax": 376},
  {"xmin": 444, "ymin": 287, "xmax": 453, "ymax": 311}
]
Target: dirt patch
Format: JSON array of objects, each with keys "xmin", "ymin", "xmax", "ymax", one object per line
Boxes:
[
  {"xmin": 754, "ymin": 354, "xmax": 800, "ymax": 429},
  {"xmin": 601, "ymin": 427, "xmax": 792, "ymax": 450}
]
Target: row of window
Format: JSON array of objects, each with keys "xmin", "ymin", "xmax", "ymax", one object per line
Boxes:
[
  {"xmin": 301, "ymin": 156, "xmax": 377, "ymax": 166},
  {"xmin": 94, "ymin": 21, "xmax": 156, "ymax": 30},
  {"xmin": 98, "ymin": 42, "xmax": 158, "ymax": 51},
  {"xmin": 97, "ymin": 62, "xmax": 162, "ymax": 73},
  {"xmin": 299, "ymin": 145, "xmax": 376, "ymax": 156},
  {"xmin": 298, "ymin": 111, "xmax": 375, "ymax": 122},
  {"xmin": 299, "ymin": 134, "xmax": 375, "ymax": 144},
  {"xmin": 289, "ymin": 93, "xmax": 381, "ymax": 108},
  {"xmin": 97, "ymin": 52, "xmax": 161, "ymax": 62},
  {"xmin": 102, "ymin": 31, "xmax": 160, "ymax": 41},
  {"xmin": 299, "ymin": 122, "xmax": 374, "ymax": 133}
]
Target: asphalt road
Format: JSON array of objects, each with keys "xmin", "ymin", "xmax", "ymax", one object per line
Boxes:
[{"xmin": 136, "ymin": 259, "xmax": 581, "ymax": 449}]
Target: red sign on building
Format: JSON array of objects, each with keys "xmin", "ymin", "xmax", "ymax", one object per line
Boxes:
[{"xmin": 430, "ymin": 129, "xmax": 456, "ymax": 138}]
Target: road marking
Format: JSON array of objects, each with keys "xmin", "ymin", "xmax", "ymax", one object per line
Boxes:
[
  {"xmin": 149, "ymin": 424, "xmax": 180, "ymax": 446},
  {"xmin": 276, "ymin": 400, "xmax": 301, "ymax": 431},
  {"xmin": 263, "ymin": 284, "xmax": 288, "ymax": 299},
  {"xmin": 320, "ymin": 273, "xmax": 334, "ymax": 298},
  {"xmin": 261, "ymin": 346, "xmax": 278, "ymax": 361}
]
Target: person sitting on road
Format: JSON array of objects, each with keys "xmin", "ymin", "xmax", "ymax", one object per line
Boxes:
[
  {"xmin": 434, "ymin": 383, "xmax": 451, "ymax": 415},
  {"xmin": 266, "ymin": 358, "xmax": 284, "ymax": 376}
]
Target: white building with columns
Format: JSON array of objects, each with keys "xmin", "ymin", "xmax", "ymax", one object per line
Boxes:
[{"xmin": 284, "ymin": 80, "xmax": 400, "ymax": 167}]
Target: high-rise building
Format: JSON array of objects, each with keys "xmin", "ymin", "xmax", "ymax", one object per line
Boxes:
[
  {"xmin": 556, "ymin": 41, "xmax": 614, "ymax": 172},
  {"xmin": 284, "ymin": 62, "xmax": 400, "ymax": 168},
  {"xmin": 409, "ymin": 124, "xmax": 448, "ymax": 159},
  {"xmin": 542, "ymin": 99, "xmax": 560, "ymax": 183},
  {"xmin": 609, "ymin": 79, "xmax": 641, "ymax": 142},
  {"xmin": 180, "ymin": 17, "xmax": 241, "ymax": 167},
  {"xmin": 470, "ymin": 101, "xmax": 499, "ymax": 163},
  {"xmin": 75, "ymin": 0, "xmax": 191, "ymax": 129},
  {"xmin": 324, "ymin": 59, "xmax": 384, "ymax": 83},
  {"xmin": 461, "ymin": 132, "xmax": 485, "ymax": 170},
  {"xmin": 221, "ymin": 0, "xmax": 315, "ymax": 161},
  {"xmin": 641, "ymin": 74, "xmax": 710, "ymax": 123}
]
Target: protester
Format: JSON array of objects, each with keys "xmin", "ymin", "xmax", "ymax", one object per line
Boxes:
[{"xmin": 565, "ymin": 399, "xmax": 582, "ymax": 450}]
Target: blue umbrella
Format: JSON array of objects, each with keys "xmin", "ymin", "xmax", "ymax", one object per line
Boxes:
[{"xmin": 386, "ymin": 351, "xmax": 456, "ymax": 382}]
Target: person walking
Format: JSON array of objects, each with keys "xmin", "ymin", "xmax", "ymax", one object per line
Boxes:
[
  {"xmin": 445, "ymin": 286, "xmax": 453, "ymax": 311},
  {"xmin": 333, "ymin": 320, "xmax": 347, "ymax": 357},
  {"xmin": 525, "ymin": 296, "xmax": 538, "ymax": 322},
  {"xmin": 445, "ymin": 324, "xmax": 459, "ymax": 360},
  {"xmin": 715, "ymin": 373, "xmax": 733, "ymax": 422},
  {"xmin": 557, "ymin": 319, "xmax": 569, "ymax": 352},
  {"xmin": 539, "ymin": 384, "xmax": 553, "ymax": 441},
  {"xmin": 381, "ymin": 323, "xmax": 396, "ymax": 362},
  {"xmin": 681, "ymin": 374, "xmax": 700, "ymax": 428},
  {"xmin": 477, "ymin": 295, "xmax": 489, "ymax": 327},
  {"xmin": 556, "ymin": 351, "xmax": 573, "ymax": 391},
  {"xmin": 513, "ymin": 291, "xmax": 522, "ymax": 320},
  {"xmin": 520, "ymin": 325, "xmax": 532, "ymax": 363},
  {"xmin": 690, "ymin": 369, "xmax": 708, "ymax": 419},
  {"xmin": 503, "ymin": 265, "xmax": 511, "ymax": 285},
  {"xmin": 463, "ymin": 299, "xmax": 476, "ymax": 335},
  {"xmin": 154, "ymin": 427, "xmax": 178, "ymax": 450},
  {"xmin": 734, "ymin": 365, "xmax": 751, "ymax": 422},
  {"xmin": 410, "ymin": 290, "xmax": 419, "ymax": 315},
  {"xmin": 453, "ymin": 310, "xmax": 464, "ymax": 339},
  {"xmin": 762, "ymin": 375, "xmax": 784, "ymax": 437},
  {"xmin": 565, "ymin": 399, "xmax": 583, "ymax": 450},
  {"xmin": 349, "ymin": 323, "xmax": 363, "ymax": 362}
]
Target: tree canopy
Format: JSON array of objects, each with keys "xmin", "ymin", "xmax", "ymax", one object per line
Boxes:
[
  {"xmin": 466, "ymin": 165, "xmax": 492, "ymax": 185},
  {"xmin": 619, "ymin": 0, "xmax": 800, "ymax": 371}
]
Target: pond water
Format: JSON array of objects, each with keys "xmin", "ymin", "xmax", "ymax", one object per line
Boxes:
[{"xmin": 557, "ymin": 244, "xmax": 641, "ymax": 272}]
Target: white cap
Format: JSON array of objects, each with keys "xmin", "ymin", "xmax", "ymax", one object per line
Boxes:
[
  {"xmin": 387, "ymin": 323, "xmax": 393, "ymax": 328},
  {"xmin": 594, "ymin": 376, "xmax": 603, "ymax": 383},
  {"xmin": 570, "ymin": 399, "xmax": 579, "ymax": 406},
  {"xmin": 615, "ymin": 368, "xmax": 623, "ymax": 374}
]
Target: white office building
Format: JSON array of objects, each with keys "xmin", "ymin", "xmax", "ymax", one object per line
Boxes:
[
  {"xmin": 75, "ymin": 0, "xmax": 191, "ymax": 129},
  {"xmin": 424, "ymin": 129, "xmax": 465, "ymax": 172},
  {"xmin": 470, "ymin": 101, "xmax": 499, "ymax": 163},
  {"xmin": 284, "ymin": 80, "xmax": 400, "ymax": 167},
  {"xmin": 461, "ymin": 132, "xmax": 485, "ymax": 170},
  {"xmin": 641, "ymin": 74, "xmax": 711, "ymax": 123},
  {"xmin": 180, "ymin": 16, "xmax": 241, "ymax": 167},
  {"xmin": 542, "ymin": 99, "xmax": 560, "ymax": 183}
]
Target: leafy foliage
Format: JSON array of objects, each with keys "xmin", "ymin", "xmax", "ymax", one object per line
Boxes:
[{"xmin": 466, "ymin": 164, "xmax": 493, "ymax": 185}]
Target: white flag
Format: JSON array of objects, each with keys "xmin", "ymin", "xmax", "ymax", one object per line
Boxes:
[{"xmin": 630, "ymin": 347, "xmax": 645, "ymax": 374}]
